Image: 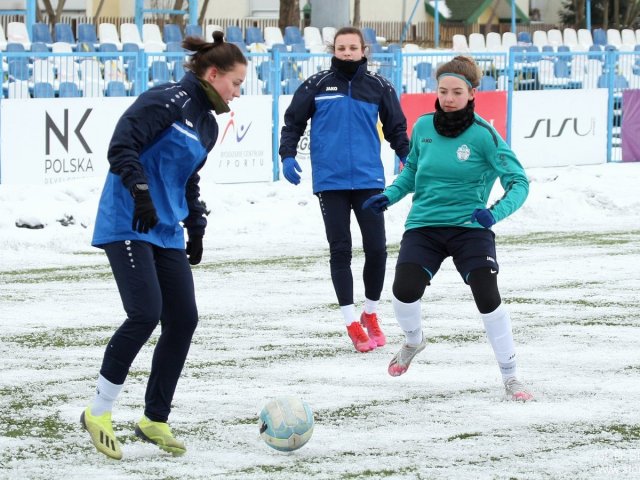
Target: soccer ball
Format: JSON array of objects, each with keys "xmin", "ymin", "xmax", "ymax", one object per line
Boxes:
[{"xmin": 258, "ymin": 396, "xmax": 314, "ymax": 452}]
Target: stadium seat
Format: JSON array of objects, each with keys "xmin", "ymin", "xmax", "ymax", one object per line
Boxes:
[
  {"xmin": 577, "ymin": 28, "xmax": 594, "ymax": 50},
  {"xmin": 284, "ymin": 26, "xmax": 303, "ymax": 46},
  {"xmin": 99, "ymin": 42, "xmax": 119, "ymax": 62},
  {"xmin": 30, "ymin": 42, "xmax": 49, "ymax": 56},
  {"xmin": 230, "ymin": 41, "xmax": 248, "ymax": 53},
  {"xmin": 264, "ymin": 27, "xmax": 283, "ymax": 49},
  {"xmin": 322, "ymin": 26, "xmax": 336, "ymax": 45},
  {"xmin": 142, "ymin": 23, "xmax": 166, "ymax": 51},
  {"xmin": 486, "ymin": 32, "xmax": 502, "ymax": 51},
  {"xmin": 59, "ymin": 81, "xmax": 82, "ymax": 97},
  {"xmin": 547, "ymin": 29, "xmax": 563, "ymax": 48},
  {"xmin": 173, "ymin": 61, "xmax": 186, "ymax": 82},
  {"xmin": 77, "ymin": 24, "xmax": 98, "ymax": 46},
  {"xmin": 479, "ymin": 75, "xmax": 497, "ymax": 91},
  {"xmin": 414, "ymin": 62, "xmax": 432, "ymax": 81},
  {"xmin": 7, "ymin": 58, "xmax": 30, "ymax": 82},
  {"xmin": 163, "ymin": 24, "xmax": 183, "ymax": 44},
  {"xmin": 120, "ymin": 23, "xmax": 144, "ymax": 50},
  {"xmin": 32, "ymin": 23, "xmax": 53, "ymax": 46},
  {"xmin": 452, "ymin": 34, "xmax": 469, "ymax": 52},
  {"xmin": 33, "ymin": 81, "xmax": 55, "ymax": 98},
  {"xmin": 55, "ymin": 23, "xmax": 75, "ymax": 45},
  {"xmin": 271, "ymin": 43, "xmax": 287, "ymax": 54},
  {"xmin": 149, "ymin": 60, "xmax": 171, "ymax": 86},
  {"xmin": 517, "ymin": 31, "xmax": 532, "ymax": 44},
  {"xmin": 98, "ymin": 23, "xmax": 122, "ymax": 50},
  {"xmin": 303, "ymin": 26, "xmax": 323, "ymax": 50},
  {"xmin": 225, "ymin": 26, "xmax": 243, "ymax": 44},
  {"xmin": 502, "ymin": 32, "xmax": 517, "ymax": 51},
  {"xmin": 563, "ymin": 28, "xmax": 579, "ymax": 50},
  {"xmin": 105, "ymin": 80, "xmax": 127, "ymax": 97},
  {"xmin": 184, "ymin": 24, "xmax": 202, "ymax": 39},
  {"xmin": 532, "ymin": 30, "xmax": 548, "ymax": 49},
  {"xmin": 361, "ymin": 27, "xmax": 378, "ymax": 46},
  {"xmin": 32, "ymin": 58, "xmax": 56, "ymax": 86},
  {"xmin": 7, "ymin": 21, "xmax": 31, "ymax": 50},
  {"xmin": 245, "ymin": 26, "xmax": 264, "ymax": 45},
  {"xmin": 290, "ymin": 42, "xmax": 307, "ymax": 53},
  {"xmin": 593, "ymin": 28, "xmax": 607, "ymax": 46},
  {"xmin": 468, "ymin": 33, "xmax": 486, "ymax": 51}
]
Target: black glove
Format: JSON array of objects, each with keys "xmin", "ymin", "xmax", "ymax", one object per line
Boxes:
[
  {"xmin": 131, "ymin": 185, "xmax": 158, "ymax": 234},
  {"xmin": 186, "ymin": 234, "xmax": 203, "ymax": 265}
]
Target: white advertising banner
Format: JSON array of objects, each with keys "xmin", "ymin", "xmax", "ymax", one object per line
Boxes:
[
  {"xmin": 0, "ymin": 97, "xmax": 135, "ymax": 185},
  {"xmin": 511, "ymin": 89, "xmax": 608, "ymax": 168},
  {"xmin": 201, "ymin": 95, "xmax": 273, "ymax": 184},
  {"xmin": 278, "ymin": 95, "xmax": 399, "ymax": 180}
]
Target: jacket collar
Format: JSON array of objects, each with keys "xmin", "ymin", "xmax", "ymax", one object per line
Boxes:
[
  {"xmin": 179, "ymin": 70, "xmax": 229, "ymax": 115},
  {"xmin": 330, "ymin": 57, "xmax": 368, "ymax": 81}
]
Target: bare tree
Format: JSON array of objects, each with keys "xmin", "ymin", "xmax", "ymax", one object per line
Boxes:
[
  {"xmin": 95, "ymin": 0, "xmax": 106, "ymax": 19},
  {"xmin": 198, "ymin": 0, "xmax": 211, "ymax": 26},
  {"xmin": 353, "ymin": 0, "xmax": 361, "ymax": 27},
  {"xmin": 279, "ymin": 0, "xmax": 300, "ymax": 31},
  {"xmin": 40, "ymin": 0, "xmax": 66, "ymax": 25}
]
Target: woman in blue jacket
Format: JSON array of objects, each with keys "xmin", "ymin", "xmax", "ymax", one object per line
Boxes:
[
  {"xmin": 81, "ymin": 31, "xmax": 246, "ymax": 460},
  {"xmin": 279, "ymin": 27, "xmax": 410, "ymax": 353}
]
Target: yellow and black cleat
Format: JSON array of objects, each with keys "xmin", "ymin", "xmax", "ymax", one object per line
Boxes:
[
  {"xmin": 134, "ymin": 416, "xmax": 186, "ymax": 456},
  {"xmin": 80, "ymin": 407, "xmax": 122, "ymax": 460}
]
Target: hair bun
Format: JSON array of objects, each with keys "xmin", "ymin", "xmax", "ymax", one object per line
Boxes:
[{"xmin": 212, "ymin": 30, "xmax": 225, "ymax": 44}]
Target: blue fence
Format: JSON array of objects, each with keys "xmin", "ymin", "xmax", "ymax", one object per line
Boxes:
[{"xmin": 1, "ymin": 47, "xmax": 634, "ymax": 163}]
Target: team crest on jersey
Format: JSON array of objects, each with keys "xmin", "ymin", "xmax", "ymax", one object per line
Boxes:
[{"xmin": 456, "ymin": 144, "xmax": 471, "ymax": 161}]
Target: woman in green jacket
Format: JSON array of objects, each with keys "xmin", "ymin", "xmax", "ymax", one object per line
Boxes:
[{"xmin": 363, "ymin": 56, "xmax": 533, "ymax": 401}]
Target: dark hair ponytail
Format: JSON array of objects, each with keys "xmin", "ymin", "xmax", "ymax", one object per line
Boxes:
[{"xmin": 183, "ymin": 30, "xmax": 247, "ymax": 77}]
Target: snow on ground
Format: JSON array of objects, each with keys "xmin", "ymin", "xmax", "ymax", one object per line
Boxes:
[{"xmin": 1, "ymin": 162, "xmax": 640, "ymax": 479}]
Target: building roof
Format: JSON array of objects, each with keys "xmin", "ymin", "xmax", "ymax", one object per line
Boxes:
[{"xmin": 425, "ymin": 0, "xmax": 529, "ymax": 25}]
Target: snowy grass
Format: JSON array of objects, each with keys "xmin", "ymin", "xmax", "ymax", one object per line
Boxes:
[{"xmin": 1, "ymin": 228, "xmax": 640, "ymax": 479}]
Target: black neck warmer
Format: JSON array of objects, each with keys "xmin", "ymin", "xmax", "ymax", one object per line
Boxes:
[
  {"xmin": 331, "ymin": 56, "xmax": 367, "ymax": 80},
  {"xmin": 433, "ymin": 99, "xmax": 476, "ymax": 138}
]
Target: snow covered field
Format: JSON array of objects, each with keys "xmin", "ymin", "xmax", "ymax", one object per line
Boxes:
[{"xmin": 1, "ymin": 162, "xmax": 639, "ymax": 479}]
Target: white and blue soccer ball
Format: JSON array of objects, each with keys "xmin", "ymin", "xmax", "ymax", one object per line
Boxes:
[{"xmin": 258, "ymin": 396, "xmax": 314, "ymax": 452}]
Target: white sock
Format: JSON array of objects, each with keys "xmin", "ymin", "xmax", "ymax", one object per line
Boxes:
[
  {"xmin": 481, "ymin": 304, "xmax": 517, "ymax": 381},
  {"xmin": 90, "ymin": 374, "xmax": 124, "ymax": 416},
  {"xmin": 392, "ymin": 295, "xmax": 423, "ymax": 345},
  {"xmin": 340, "ymin": 304, "xmax": 357, "ymax": 326},
  {"xmin": 363, "ymin": 298, "xmax": 378, "ymax": 315}
]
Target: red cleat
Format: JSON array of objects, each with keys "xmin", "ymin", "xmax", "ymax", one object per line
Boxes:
[{"xmin": 346, "ymin": 321, "xmax": 376, "ymax": 352}]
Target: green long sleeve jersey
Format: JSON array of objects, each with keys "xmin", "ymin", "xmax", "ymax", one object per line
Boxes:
[{"xmin": 383, "ymin": 113, "xmax": 529, "ymax": 230}]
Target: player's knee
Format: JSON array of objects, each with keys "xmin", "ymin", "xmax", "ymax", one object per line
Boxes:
[
  {"xmin": 392, "ymin": 263, "xmax": 429, "ymax": 303},
  {"xmin": 468, "ymin": 267, "xmax": 502, "ymax": 314}
]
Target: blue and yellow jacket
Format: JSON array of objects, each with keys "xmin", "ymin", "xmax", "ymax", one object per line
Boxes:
[
  {"xmin": 92, "ymin": 71, "xmax": 217, "ymax": 249},
  {"xmin": 279, "ymin": 59, "xmax": 409, "ymax": 193}
]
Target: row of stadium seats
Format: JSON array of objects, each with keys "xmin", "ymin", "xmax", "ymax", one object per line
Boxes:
[
  {"xmin": 0, "ymin": 22, "xmax": 389, "ymax": 53},
  {"xmin": 454, "ymin": 28, "xmax": 640, "ymax": 53}
]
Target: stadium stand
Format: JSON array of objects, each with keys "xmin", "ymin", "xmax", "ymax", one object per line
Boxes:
[
  {"xmin": 32, "ymin": 81, "xmax": 55, "ymax": 98},
  {"xmin": 55, "ymin": 23, "xmax": 75, "ymax": 45},
  {"xmin": 163, "ymin": 24, "xmax": 182, "ymax": 44},
  {"xmin": 7, "ymin": 21, "xmax": 31, "ymax": 50}
]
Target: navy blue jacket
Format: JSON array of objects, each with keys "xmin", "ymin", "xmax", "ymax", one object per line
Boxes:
[
  {"xmin": 92, "ymin": 71, "xmax": 216, "ymax": 248},
  {"xmin": 279, "ymin": 59, "xmax": 409, "ymax": 193}
]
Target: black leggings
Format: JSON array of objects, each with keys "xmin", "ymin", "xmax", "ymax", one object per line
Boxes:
[
  {"xmin": 392, "ymin": 263, "xmax": 501, "ymax": 314},
  {"xmin": 317, "ymin": 190, "xmax": 387, "ymax": 306},
  {"xmin": 101, "ymin": 240, "xmax": 198, "ymax": 422}
]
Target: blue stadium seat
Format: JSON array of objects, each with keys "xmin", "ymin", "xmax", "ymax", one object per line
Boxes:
[
  {"xmin": 59, "ymin": 81, "xmax": 82, "ymax": 97},
  {"xmin": 30, "ymin": 41, "xmax": 48, "ymax": 54},
  {"xmin": 271, "ymin": 43, "xmax": 287, "ymax": 53},
  {"xmin": 478, "ymin": 75, "xmax": 497, "ymax": 91},
  {"xmin": 184, "ymin": 24, "xmax": 202, "ymax": 39},
  {"xmin": 368, "ymin": 43, "xmax": 383, "ymax": 54},
  {"xmin": 150, "ymin": 60, "xmax": 171, "ymax": 86},
  {"xmin": 225, "ymin": 26, "xmax": 243, "ymax": 44},
  {"xmin": 284, "ymin": 26, "xmax": 303, "ymax": 46},
  {"xmin": 290, "ymin": 42, "xmax": 307, "ymax": 53},
  {"xmin": 99, "ymin": 42, "xmax": 119, "ymax": 62},
  {"xmin": 77, "ymin": 41, "xmax": 96, "ymax": 53},
  {"xmin": 163, "ymin": 24, "xmax": 183, "ymax": 44},
  {"xmin": 105, "ymin": 80, "xmax": 127, "ymax": 97},
  {"xmin": 245, "ymin": 26, "xmax": 264, "ymax": 45},
  {"xmin": 173, "ymin": 61, "xmax": 186, "ymax": 82},
  {"xmin": 55, "ymin": 23, "xmax": 75, "ymax": 44},
  {"xmin": 517, "ymin": 31, "xmax": 532, "ymax": 44},
  {"xmin": 414, "ymin": 62, "xmax": 432, "ymax": 80},
  {"xmin": 593, "ymin": 28, "xmax": 607, "ymax": 46},
  {"xmin": 6, "ymin": 42, "xmax": 26, "ymax": 53},
  {"xmin": 386, "ymin": 43, "xmax": 401, "ymax": 53},
  {"xmin": 77, "ymin": 23, "xmax": 98, "ymax": 45},
  {"xmin": 257, "ymin": 60, "xmax": 271, "ymax": 81},
  {"xmin": 280, "ymin": 60, "xmax": 300, "ymax": 81},
  {"xmin": 362, "ymin": 27, "xmax": 378, "ymax": 45},
  {"xmin": 32, "ymin": 23, "xmax": 53, "ymax": 45},
  {"xmin": 8, "ymin": 59, "xmax": 30, "ymax": 81},
  {"xmin": 33, "ymin": 82, "xmax": 55, "ymax": 98}
]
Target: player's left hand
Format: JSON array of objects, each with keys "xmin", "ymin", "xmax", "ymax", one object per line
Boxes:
[
  {"xmin": 186, "ymin": 234, "xmax": 203, "ymax": 265},
  {"xmin": 470, "ymin": 208, "xmax": 496, "ymax": 228}
]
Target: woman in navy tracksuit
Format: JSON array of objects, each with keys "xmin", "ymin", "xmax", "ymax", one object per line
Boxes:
[
  {"xmin": 279, "ymin": 27, "xmax": 410, "ymax": 353},
  {"xmin": 81, "ymin": 31, "xmax": 246, "ymax": 460}
]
